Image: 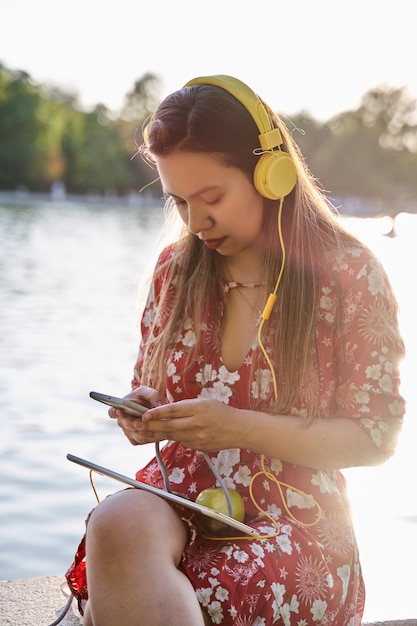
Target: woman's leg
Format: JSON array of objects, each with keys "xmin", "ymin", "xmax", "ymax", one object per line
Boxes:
[{"xmin": 84, "ymin": 489, "xmax": 206, "ymax": 626}]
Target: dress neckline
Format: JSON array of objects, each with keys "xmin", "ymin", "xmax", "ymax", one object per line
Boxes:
[{"xmin": 222, "ymin": 279, "xmax": 265, "ymax": 293}]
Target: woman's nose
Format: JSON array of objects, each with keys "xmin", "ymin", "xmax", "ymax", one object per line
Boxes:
[{"xmin": 187, "ymin": 203, "xmax": 213, "ymax": 235}]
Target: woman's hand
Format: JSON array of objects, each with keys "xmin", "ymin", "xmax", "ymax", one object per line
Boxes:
[
  {"xmin": 114, "ymin": 397, "xmax": 242, "ymax": 451},
  {"xmin": 108, "ymin": 386, "xmax": 165, "ymax": 447}
]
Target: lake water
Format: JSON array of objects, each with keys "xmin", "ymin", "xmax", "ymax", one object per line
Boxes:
[{"xmin": 0, "ymin": 196, "xmax": 416, "ymax": 622}]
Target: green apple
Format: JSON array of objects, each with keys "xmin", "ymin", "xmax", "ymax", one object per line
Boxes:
[{"xmin": 196, "ymin": 487, "xmax": 245, "ymax": 533}]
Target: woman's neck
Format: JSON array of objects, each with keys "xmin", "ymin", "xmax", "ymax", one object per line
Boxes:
[{"xmin": 222, "ymin": 254, "xmax": 264, "ymax": 286}]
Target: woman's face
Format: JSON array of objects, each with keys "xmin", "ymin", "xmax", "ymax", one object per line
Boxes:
[{"xmin": 155, "ymin": 151, "xmax": 265, "ymax": 260}]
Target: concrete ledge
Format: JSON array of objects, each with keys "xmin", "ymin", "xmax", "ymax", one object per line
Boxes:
[
  {"xmin": 0, "ymin": 576, "xmax": 81, "ymax": 626},
  {"xmin": 0, "ymin": 576, "xmax": 416, "ymax": 625}
]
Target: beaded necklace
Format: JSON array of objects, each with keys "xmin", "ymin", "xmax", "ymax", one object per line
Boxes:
[{"xmin": 222, "ymin": 280, "xmax": 265, "ymax": 293}]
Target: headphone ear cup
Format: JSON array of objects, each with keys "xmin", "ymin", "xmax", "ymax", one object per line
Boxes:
[{"xmin": 254, "ymin": 151, "xmax": 297, "ymax": 200}]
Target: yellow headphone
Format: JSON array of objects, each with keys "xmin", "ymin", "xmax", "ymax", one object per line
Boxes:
[{"xmin": 184, "ymin": 75, "xmax": 297, "ymax": 200}]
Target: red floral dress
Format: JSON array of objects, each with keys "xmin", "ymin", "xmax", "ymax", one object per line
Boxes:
[{"xmin": 66, "ymin": 245, "xmax": 405, "ymax": 626}]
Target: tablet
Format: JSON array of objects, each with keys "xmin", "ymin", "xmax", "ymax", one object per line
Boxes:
[
  {"xmin": 90, "ymin": 391, "xmax": 148, "ymax": 417},
  {"xmin": 67, "ymin": 453, "xmax": 258, "ymax": 537}
]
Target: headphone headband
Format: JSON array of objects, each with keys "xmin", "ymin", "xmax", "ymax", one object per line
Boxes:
[
  {"xmin": 183, "ymin": 74, "xmax": 297, "ymax": 199},
  {"xmin": 184, "ymin": 75, "xmax": 283, "ymax": 150}
]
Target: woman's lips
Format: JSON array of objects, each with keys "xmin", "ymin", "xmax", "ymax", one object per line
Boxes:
[{"xmin": 202, "ymin": 236, "xmax": 227, "ymax": 250}]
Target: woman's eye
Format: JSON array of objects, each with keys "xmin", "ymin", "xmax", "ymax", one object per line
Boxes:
[
  {"xmin": 167, "ymin": 195, "xmax": 187, "ymax": 207},
  {"xmin": 206, "ymin": 197, "xmax": 221, "ymax": 206}
]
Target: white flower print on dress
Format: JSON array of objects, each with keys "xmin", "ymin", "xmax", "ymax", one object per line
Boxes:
[
  {"xmin": 280, "ymin": 524, "xmax": 293, "ymax": 537},
  {"xmin": 319, "ymin": 287, "xmax": 335, "ymax": 324},
  {"xmin": 173, "ymin": 349, "xmax": 183, "ymax": 362},
  {"xmin": 196, "ymin": 364, "xmax": 218, "ymax": 385},
  {"xmin": 182, "ymin": 328, "xmax": 197, "ymax": 347},
  {"xmin": 233, "ymin": 549, "xmax": 249, "ymax": 563},
  {"xmin": 320, "ymin": 288, "xmax": 332, "ymax": 311},
  {"xmin": 250, "ymin": 543, "xmax": 265, "ymax": 567},
  {"xmin": 331, "ymin": 253, "xmax": 349, "ymax": 272},
  {"xmin": 219, "ymin": 365, "xmax": 241, "ymax": 384},
  {"xmin": 233, "ymin": 465, "xmax": 252, "ymax": 486},
  {"xmin": 270, "ymin": 458, "xmax": 283, "ymax": 475},
  {"xmin": 365, "ymin": 363, "xmax": 382, "ymax": 380},
  {"xmin": 311, "ymin": 599, "xmax": 328, "ymax": 621},
  {"xmin": 280, "ymin": 595, "xmax": 300, "ymax": 626},
  {"xmin": 215, "ymin": 586, "xmax": 229, "ymax": 602},
  {"xmin": 141, "ymin": 306, "xmax": 154, "ymax": 329},
  {"xmin": 196, "ymin": 587, "xmax": 213, "ymax": 607},
  {"xmin": 265, "ymin": 503, "xmax": 283, "ymax": 519},
  {"xmin": 354, "ymin": 389, "xmax": 370, "ymax": 405},
  {"xmin": 199, "ymin": 381, "xmax": 233, "ymax": 403},
  {"xmin": 286, "ymin": 488, "xmax": 318, "ymax": 509},
  {"xmin": 214, "ymin": 449, "xmax": 240, "ymax": 478},
  {"xmin": 169, "ymin": 467, "xmax": 185, "ymax": 484},
  {"xmin": 271, "ymin": 580, "xmax": 286, "ymax": 601},
  {"xmin": 251, "ymin": 369, "xmax": 273, "ymax": 399},
  {"xmin": 271, "ymin": 582, "xmax": 286, "ymax": 621},
  {"xmin": 311, "ymin": 471, "xmax": 339, "ymax": 494},
  {"xmin": 364, "ymin": 259, "xmax": 385, "ymax": 296},
  {"xmin": 337, "ymin": 564, "xmax": 351, "ymax": 604},
  {"xmin": 167, "ymin": 360, "xmax": 177, "ymax": 378},
  {"xmin": 389, "ymin": 398, "xmax": 404, "ymax": 416},
  {"xmin": 276, "ymin": 533, "xmax": 293, "ymax": 555},
  {"xmin": 379, "ymin": 373, "xmax": 393, "ymax": 393}
]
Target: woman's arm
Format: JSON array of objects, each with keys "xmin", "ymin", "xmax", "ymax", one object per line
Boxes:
[
  {"xmin": 132, "ymin": 398, "xmax": 399, "ymax": 470},
  {"xmin": 237, "ymin": 408, "xmax": 401, "ymax": 469}
]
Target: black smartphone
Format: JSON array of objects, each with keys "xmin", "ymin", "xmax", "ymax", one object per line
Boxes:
[{"xmin": 89, "ymin": 391, "xmax": 148, "ymax": 418}]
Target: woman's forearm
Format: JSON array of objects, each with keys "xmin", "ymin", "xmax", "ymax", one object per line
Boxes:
[{"xmin": 236, "ymin": 409, "xmax": 393, "ymax": 470}]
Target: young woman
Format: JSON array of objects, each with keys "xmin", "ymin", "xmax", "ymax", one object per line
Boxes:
[{"xmin": 66, "ymin": 75, "xmax": 405, "ymax": 625}]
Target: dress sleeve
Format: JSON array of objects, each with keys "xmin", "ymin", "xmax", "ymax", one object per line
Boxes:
[
  {"xmin": 319, "ymin": 248, "xmax": 406, "ymax": 454},
  {"xmin": 131, "ymin": 246, "xmax": 174, "ymax": 389}
]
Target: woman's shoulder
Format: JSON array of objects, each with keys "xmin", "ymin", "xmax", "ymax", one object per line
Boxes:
[
  {"xmin": 150, "ymin": 242, "xmax": 185, "ymax": 300},
  {"xmin": 153, "ymin": 243, "xmax": 181, "ymax": 278},
  {"xmin": 323, "ymin": 245, "xmax": 396, "ymax": 302},
  {"xmin": 325, "ymin": 244, "xmax": 374, "ymax": 268},
  {"xmin": 155, "ymin": 242, "xmax": 177, "ymax": 265},
  {"xmin": 325, "ymin": 244, "xmax": 386, "ymax": 279}
]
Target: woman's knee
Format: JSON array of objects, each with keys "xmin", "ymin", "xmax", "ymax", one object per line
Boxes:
[
  {"xmin": 87, "ymin": 489, "xmax": 146, "ymax": 535},
  {"xmin": 86, "ymin": 489, "xmax": 188, "ymax": 562}
]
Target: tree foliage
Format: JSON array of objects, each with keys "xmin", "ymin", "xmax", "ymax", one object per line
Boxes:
[
  {"xmin": 0, "ymin": 62, "xmax": 416, "ymax": 214},
  {"xmin": 292, "ymin": 85, "xmax": 417, "ymax": 214},
  {"xmin": 0, "ymin": 63, "xmax": 157, "ymax": 194}
]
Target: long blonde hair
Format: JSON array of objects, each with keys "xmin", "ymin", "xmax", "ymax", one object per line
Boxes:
[{"xmin": 139, "ymin": 83, "xmax": 364, "ymax": 415}]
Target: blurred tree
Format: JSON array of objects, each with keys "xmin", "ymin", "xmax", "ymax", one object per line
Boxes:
[
  {"xmin": 291, "ymin": 84, "xmax": 417, "ymax": 214},
  {"xmin": 25, "ymin": 94, "xmax": 68, "ymax": 189},
  {"xmin": 0, "ymin": 65, "xmax": 41, "ymax": 189},
  {"xmin": 121, "ymin": 72, "xmax": 160, "ymax": 123},
  {"xmin": 119, "ymin": 72, "xmax": 162, "ymax": 193},
  {"xmin": 69, "ymin": 104, "xmax": 132, "ymax": 194},
  {"xmin": 359, "ymin": 84, "xmax": 417, "ymax": 152}
]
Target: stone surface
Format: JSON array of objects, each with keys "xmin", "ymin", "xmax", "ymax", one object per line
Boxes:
[{"xmin": 0, "ymin": 576, "xmax": 81, "ymax": 626}]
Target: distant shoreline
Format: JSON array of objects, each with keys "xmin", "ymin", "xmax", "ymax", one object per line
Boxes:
[
  {"xmin": 1, "ymin": 189, "xmax": 416, "ymax": 219},
  {"xmin": 0, "ymin": 189, "xmax": 154, "ymax": 209}
]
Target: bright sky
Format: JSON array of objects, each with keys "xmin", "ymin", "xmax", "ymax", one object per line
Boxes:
[{"xmin": 2, "ymin": 0, "xmax": 417, "ymax": 121}]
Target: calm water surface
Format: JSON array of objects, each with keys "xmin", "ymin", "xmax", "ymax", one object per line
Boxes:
[{"xmin": 0, "ymin": 197, "xmax": 416, "ymax": 622}]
